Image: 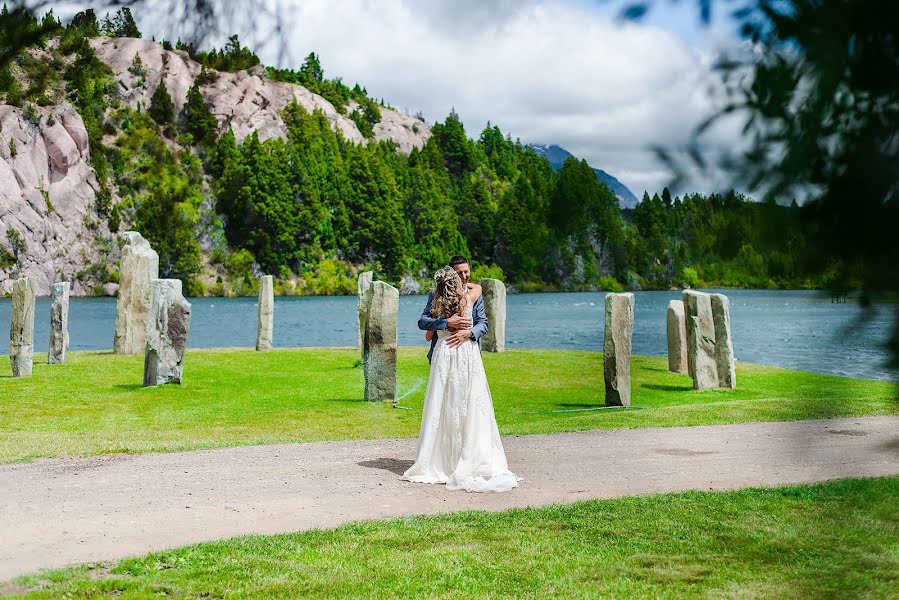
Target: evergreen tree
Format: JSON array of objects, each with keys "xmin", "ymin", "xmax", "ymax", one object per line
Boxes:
[
  {"xmin": 432, "ymin": 109, "xmax": 473, "ymax": 179},
  {"xmin": 299, "ymin": 52, "xmax": 323, "ymax": 84},
  {"xmin": 102, "ymin": 7, "xmax": 141, "ymax": 38},
  {"xmin": 148, "ymin": 80, "xmax": 174, "ymax": 126},
  {"xmin": 180, "ymin": 82, "xmax": 217, "ymax": 144}
]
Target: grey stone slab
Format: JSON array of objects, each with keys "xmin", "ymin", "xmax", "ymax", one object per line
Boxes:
[
  {"xmin": 603, "ymin": 292, "xmax": 635, "ymax": 406},
  {"xmin": 48, "ymin": 281, "xmax": 70, "ymax": 364},
  {"xmin": 666, "ymin": 299, "xmax": 688, "ymax": 374},
  {"xmin": 363, "ymin": 280, "xmax": 398, "ymax": 402},
  {"xmin": 256, "ymin": 275, "xmax": 274, "ymax": 351},
  {"xmin": 480, "ymin": 278, "xmax": 506, "ymax": 353},
  {"xmin": 114, "ymin": 232, "xmax": 159, "ymax": 355},
  {"xmin": 10, "ymin": 276, "xmax": 36, "ymax": 377},
  {"xmin": 143, "ymin": 279, "xmax": 191, "ymax": 386}
]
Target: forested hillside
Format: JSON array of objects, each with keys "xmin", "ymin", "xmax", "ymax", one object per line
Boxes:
[{"xmin": 0, "ymin": 7, "xmax": 829, "ymax": 296}]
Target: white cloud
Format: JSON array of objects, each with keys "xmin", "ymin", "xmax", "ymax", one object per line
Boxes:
[{"xmin": 241, "ymin": 0, "xmax": 735, "ymax": 195}]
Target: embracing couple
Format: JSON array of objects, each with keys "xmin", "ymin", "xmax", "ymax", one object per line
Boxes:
[{"xmin": 400, "ymin": 255, "xmax": 520, "ymax": 493}]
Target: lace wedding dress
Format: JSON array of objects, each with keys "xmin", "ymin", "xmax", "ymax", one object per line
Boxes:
[{"xmin": 402, "ymin": 304, "xmax": 520, "ymax": 492}]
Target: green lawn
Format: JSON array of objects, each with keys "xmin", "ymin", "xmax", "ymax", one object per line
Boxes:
[
  {"xmin": 10, "ymin": 476, "xmax": 899, "ymax": 598},
  {"xmin": 0, "ymin": 348, "xmax": 895, "ymax": 463}
]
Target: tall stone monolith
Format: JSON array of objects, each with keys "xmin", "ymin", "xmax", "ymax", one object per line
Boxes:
[
  {"xmin": 363, "ymin": 280, "xmax": 398, "ymax": 402},
  {"xmin": 603, "ymin": 292, "xmax": 635, "ymax": 406},
  {"xmin": 143, "ymin": 279, "xmax": 192, "ymax": 386},
  {"xmin": 256, "ymin": 275, "xmax": 274, "ymax": 351},
  {"xmin": 480, "ymin": 278, "xmax": 506, "ymax": 353},
  {"xmin": 357, "ymin": 270, "xmax": 373, "ymax": 356},
  {"xmin": 711, "ymin": 293, "xmax": 736, "ymax": 389},
  {"xmin": 666, "ymin": 299, "xmax": 688, "ymax": 374},
  {"xmin": 114, "ymin": 231, "xmax": 159, "ymax": 355},
  {"xmin": 48, "ymin": 281, "xmax": 70, "ymax": 364},
  {"xmin": 9, "ymin": 276, "xmax": 36, "ymax": 377},
  {"xmin": 683, "ymin": 290, "xmax": 719, "ymax": 390}
]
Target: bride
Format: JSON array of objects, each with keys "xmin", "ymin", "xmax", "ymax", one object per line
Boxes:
[{"xmin": 401, "ymin": 266, "xmax": 520, "ymax": 493}]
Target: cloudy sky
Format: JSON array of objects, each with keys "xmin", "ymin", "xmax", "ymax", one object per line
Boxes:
[{"xmin": 65, "ymin": 0, "xmax": 744, "ymax": 196}]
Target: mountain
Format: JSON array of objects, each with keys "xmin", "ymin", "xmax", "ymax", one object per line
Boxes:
[
  {"xmin": 529, "ymin": 144, "xmax": 639, "ymax": 209},
  {"xmin": 0, "ymin": 37, "xmax": 429, "ymax": 296}
]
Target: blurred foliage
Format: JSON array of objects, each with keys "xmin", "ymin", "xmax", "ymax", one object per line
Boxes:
[{"xmin": 626, "ymin": 0, "xmax": 899, "ymax": 371}]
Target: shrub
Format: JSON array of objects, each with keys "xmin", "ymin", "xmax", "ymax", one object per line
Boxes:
[
  {"xmin": 681, "ymin": 267, "xmax": 700, "ymax": 288},
  {"xmin": 471, "ymin": 263, "xmax": 505, "ymax": 282},
  {"xmin": 598, "ymin": 276, "xmax": 624, "ymax": 292}
]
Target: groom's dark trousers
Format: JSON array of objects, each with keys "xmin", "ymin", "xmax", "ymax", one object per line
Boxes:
[{"xmin": 418, "ymin": 292, "xmax": 488, "ymax": 363}]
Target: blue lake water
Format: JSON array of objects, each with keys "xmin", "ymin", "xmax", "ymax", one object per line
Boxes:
[{"xmin": 0, "ymin": 290, "xmax": 895, "ymax": 381}]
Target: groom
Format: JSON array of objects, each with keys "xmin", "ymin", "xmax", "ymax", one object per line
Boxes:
[{"xmin": 418, "ymin": 255, "xmax": 489, "ymax": 363}]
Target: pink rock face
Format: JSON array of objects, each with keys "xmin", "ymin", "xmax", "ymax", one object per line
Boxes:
[
  {"xmin": 90, "ymin": 37, "xmax": 431, "ymax": 149},
  {"xmin": 44, "ymin": 123, "xmax": 80, "ymax": 174},
  {"xmin": 60, "ymin": 112, "xmax": 89, "ymax": 156},
  {"xmin": 0, "ymin": 104, "xmax": 111, "ymax": 297}
]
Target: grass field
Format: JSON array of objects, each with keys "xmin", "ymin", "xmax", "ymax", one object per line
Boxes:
[
  {"xmin": 0, "ymin": 348, "xmax": 895, "ymax": 463},
  {"xmin": 9, "ymin": 476, "xmax": 899, "ymax": 598}
]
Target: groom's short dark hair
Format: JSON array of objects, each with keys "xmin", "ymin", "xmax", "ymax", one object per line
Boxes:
[{"xmin": 449, "ymin": 255, "xmax": 469, "ymax": 267}]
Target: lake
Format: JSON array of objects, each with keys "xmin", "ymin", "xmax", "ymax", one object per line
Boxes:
[{"xmin": 0, "ymin": 290, "xmax": 895, "ymax": 381}]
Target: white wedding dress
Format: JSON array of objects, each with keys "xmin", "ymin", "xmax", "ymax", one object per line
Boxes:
[{"xmin": 402, "ymin": 304, "xmax": 520, "ymax": 492}]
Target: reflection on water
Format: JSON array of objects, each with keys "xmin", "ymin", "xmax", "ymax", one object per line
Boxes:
[{"xmin": 0, "ymin": 289, "xmax": 894, "ymax": 381}]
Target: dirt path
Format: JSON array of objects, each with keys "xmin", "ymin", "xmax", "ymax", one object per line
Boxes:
[{"xmin": 2, "ymin": 416, "xmax": 897, "ymax": 581}]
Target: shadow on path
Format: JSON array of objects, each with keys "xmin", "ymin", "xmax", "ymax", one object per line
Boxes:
[{"xmin": 358, "ymin": 458, "xmax": 414, "ymax": 476}]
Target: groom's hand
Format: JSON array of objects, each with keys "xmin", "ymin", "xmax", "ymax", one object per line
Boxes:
[
  {"xmin": 446, "ymin": 329, "xmax": 472, "ymax": 348},
  {"xmin": 446, "ymin": 314, "xmax": 472, "ymax": 331}
]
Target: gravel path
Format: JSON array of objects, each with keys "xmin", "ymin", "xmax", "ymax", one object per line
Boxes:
[{"xmin": 2, "ymin": 416, "xmax": 897, "ymax": 581}]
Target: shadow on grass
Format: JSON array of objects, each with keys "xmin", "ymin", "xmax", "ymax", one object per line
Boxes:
[
  {"xmin": 358, "ymin": 457, "xmax": 414, "ymax": 475},
  {"xmin": 642, "ymin": 383, "xmax": 693, "ymax": 392},
  {"xmin": 555, "ymin": 402, "xmax": 602, "ymax": 409},
  {"xmin": 112, "ymin": 383, "xmax": 145, "ymax": 391}
]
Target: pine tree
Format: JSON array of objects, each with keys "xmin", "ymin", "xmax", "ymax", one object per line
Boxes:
[
  {"xmin": 102, "ymin": 7, "xmax": 141, "ymax": 38},
  {"xmin": 180, "ymin": 83, "xmax": 217, "ymax": 144},
  {"xmin": 432, "ymin": 109, "xmax": 473, "ymax": 178},
  {"xmin": 299, "ymin": 52, "xmax": 324, "ymax": 85},
  {"xmin": 128, "ymin": 52, "xmax": 146, "ymax": 86},
  {"xmin": 148, "ymin": 81, "xmax": 174, "ymax": 126}
]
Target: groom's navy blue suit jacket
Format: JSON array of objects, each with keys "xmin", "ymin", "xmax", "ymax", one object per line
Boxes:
[{"xmin": 418, "ymin": 292, "xmax": 488, "ymax": 363}]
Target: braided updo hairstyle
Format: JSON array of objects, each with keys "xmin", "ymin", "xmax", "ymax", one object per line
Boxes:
[{"xmin": 430, "ymin": 266, "xmax": 466, "ymax": 318}]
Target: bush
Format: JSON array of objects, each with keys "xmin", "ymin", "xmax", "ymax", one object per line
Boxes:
[
  {"xmin": 598, "ymin": 276, "xmax": 624, "ymax": 292},
  {"xmin": 300, "ymin": 258, "xmax": 356, "ymax": 295},
  {"xmin": 471, "ymin": 263, "xmax": 505, "ymax": 282},
  {"xmin": 681, "ymin": 267, "xmax": 700, "ymax": 288}
]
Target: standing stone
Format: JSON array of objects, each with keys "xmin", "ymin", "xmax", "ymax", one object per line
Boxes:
[
  {"xmin": 356, "ymin": 271, "xmax": 373, "ymax": 356},
  {"xmin": 48, "ymin": 281, "xmax": 70, "ymax": 364},
  {"xmin": 683, "ymin": 290, "xmax": 719, "ymax": 390},
  {"xmin": 711, "ymin": 293, "xmax": 737, "ymax": 389},
  {"xmin": 666, "ymin": 299, "xmax": 688, "ymax": 374},
  {"xmin": 363, "ymin": 281, "xmax": 398, "ymax": 402},
  {"xmin": 480, "ymin": 278, "xmax": 506, "ymax": 353},
  {"xmin": 114, "ymin": 232, "xmax": 159, "ymax": 355},
  {"xmin": 603, "ymin": 292, "xmax": 635, "ymax": 406},
  {"xmin": 256, "ymin": 275, "xmax": 274, "ymax": 351},
  {"xmin": 9, "ymin": 277, "xmax": 36, "ymax": 377},
  {"xmin": 143, "ymin": 279, "xmax": 192, "ymax": 386}
]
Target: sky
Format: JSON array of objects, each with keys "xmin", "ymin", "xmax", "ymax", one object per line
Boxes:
[{"xmin": 61, "ymin": 0, "xmax": 746, "ymax": 197}]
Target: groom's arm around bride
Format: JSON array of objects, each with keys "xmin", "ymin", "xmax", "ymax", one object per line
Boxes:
[{"xmin": 418, "ymin": 292, "xmax": 489, "ymax": 363}]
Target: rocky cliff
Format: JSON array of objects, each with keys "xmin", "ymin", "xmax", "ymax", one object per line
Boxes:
[
  {"xmin": 0, "ymin": 103, "xmax": 113, "ymax": 296},
  {"xmin": 91, "ymin": 38, "xmax": 428, "ymax": 152},
  {"xmin": 0, "ymin": 37, "xmax": 431, "ymax": 296}
]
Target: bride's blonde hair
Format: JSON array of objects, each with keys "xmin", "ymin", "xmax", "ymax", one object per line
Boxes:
[{"xmin": 430, "ymin": 266, "xmax": 465, "ymax": 318}]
